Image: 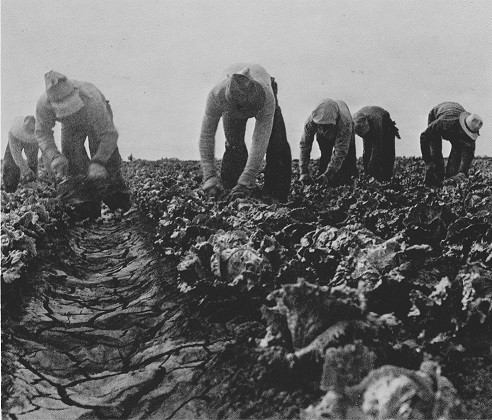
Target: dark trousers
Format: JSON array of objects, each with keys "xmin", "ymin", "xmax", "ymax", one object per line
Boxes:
[
  {"xmin": 446, "ymin": 143, "xmax": 463, "ymax": 177},
  {"xmin": 424, "ymin": 111, "xmax": 466, "ymax": 186},
  {"xmin": 2, "ymin": 134, "xmax": 39, "ymax": 193},
  {"xmin": 425, "ymin": 137, "xmax": 463, "ymax": 186},
  {"xmin": 317, "ymin": 137, "xmax": 357, "ymax": 186},
  {"xmin": 362, "ymin": 121, "xmax": 396, "ymax": 181},
  {"xmin": 220, "ymin": 78, "xmax": 292, "ymax": 202},
  {"xmin": 60, "ymin": 105, "xmax": 130, "ymax": 212},
  {"xmin": 317, "ymin": 140, "xmax": 333, "ymax": 176}
]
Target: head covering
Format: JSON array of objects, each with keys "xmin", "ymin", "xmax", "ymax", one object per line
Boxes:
[
  {"xmin": 44, "ymin": 70, "xmax": 84, "ymax": 118},
  {"xmin": 459, "ymin": 112, "xmax": 483, "ymax": 141},
  {"xmin": 10, "ymin": 116, "xmax": 36, "ymax": 143},
  {"xmin": 353, "ymin": 113, "xmax": 370, "ymax": 137},
  {"xmin": 225, "ymin": 67, "xmax": 266, "ymax": 114},
  {"xmin": 22, "ymin": 115, "xmax": 35, "ymax": 131},
  {"xmin": 312, "ymin": 99, "xmax": 339, "ymax": 125}
]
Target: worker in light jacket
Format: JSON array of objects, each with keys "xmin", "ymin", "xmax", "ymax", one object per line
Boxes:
[
  {"xmin": 35, "ymin": 70, "xmax": 131, "ymax": 217},
  {"xmin": 299, "ymin": 99, "xmax": 357, "ymax": 186},
  {"xmin": 199, "ymin": 63, "xmax": 292, "ymax": 202},
  {"xmin": 353, "ymin": 106, "xmax": 400, "ymax": 181},
  {"xmin": 2, "ymin": 115, "xmax": 44, "ymax": 192},
  {"xmin": 420, "ymin": 102, "xmax": 483, "ymax": 186}
]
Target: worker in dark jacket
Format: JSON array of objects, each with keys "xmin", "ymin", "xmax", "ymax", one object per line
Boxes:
[
  {"xmin": 299, "ymin": 99, "xmax": 357, "ymax": 186},
  {"xmin": 420, "ymin": 102, "xmax": 483, "ymax": 186},
  {"xmin": 36, "ymin": 70, "xmax": 131, "ymax": 217},
  {"xmin": 353, "ymin": 106, "xmax": 400, "ymax": 181},
  {"xmin": 199, "ymin": 63, "xmax": 292, "ymax": 202}
]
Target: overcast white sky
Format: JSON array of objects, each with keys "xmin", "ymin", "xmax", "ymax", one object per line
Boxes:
[{"xmin": 2, "ymin": 0, "xmax": 491, "ymax": 161}]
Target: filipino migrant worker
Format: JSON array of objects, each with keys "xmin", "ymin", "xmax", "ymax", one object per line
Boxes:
[
  {"xmin": 353, "ymin": 106, "xmax": 400, "ymax": 181},
  {"xmin": 299, "ymin": 99, "xmax": 357, "ymax": 186},
  {"xmin": 2, "ymin": 115, "xmax": 44, "ymax": 192},
  {"xmin": 35, "ymin": 71, "xmax": 131, "ymax": 218},
  {"xmin": 199, "ymin": 63, "xmax": 292, "ymax": 202},
  {"xmin": 420, "ymin": 102, "xmax": 483, "ymax": 186}
]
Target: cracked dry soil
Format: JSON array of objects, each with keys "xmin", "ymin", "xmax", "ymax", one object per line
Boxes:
[{"xmin": 2, "ymin": 213, "xmax": 237, "ymax": 420}]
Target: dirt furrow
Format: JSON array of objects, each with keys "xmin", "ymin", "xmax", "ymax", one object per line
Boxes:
[{"xmin": 3, "ymin": 215, "xmax": 231, "ymax": 420}]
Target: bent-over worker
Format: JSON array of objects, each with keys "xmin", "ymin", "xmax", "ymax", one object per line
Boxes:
[
  {"xmin": 420, "ymin": 102, "xmax": 483, "ymax": 186},
  {"xmin": 35, "ymin": 70, "xmax": 131, "ymax": 217},
  {"xmin": 299, "ymin": 99, "xmax": 357, "ymax": 187},
  {"xmin": 199, "ymin": 63, "xmax": 292, "ymax": 202},
  {"xmin": 353, "ymin": 106, "xmax": 400, "ymax": 181},
  {"xmin": 2, "ymin": 116, "xmax": 42, "ymax": 192}
]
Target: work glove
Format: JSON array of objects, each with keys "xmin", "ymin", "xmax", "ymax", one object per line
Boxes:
[
  {"xmin": 51, "ymin": 155, "xmax": 69, "ymax": 180},
  {"xmin": 227, "ymin": 183, "xmax": 253, "ymax": 201},
  {"xmin": 88, "ymin": 162, "xmax": 108, "ymax": 181},
  {"xmin": 299, "ymin": 173, "xmax": 313, "ymax": 185},
  {"xmin": 20, "ymin": 168, "xmax": 36, "ymax": 183},
  {"xmin": 202, "ymin": 176, "xmax": 224, "ymax": 198}
]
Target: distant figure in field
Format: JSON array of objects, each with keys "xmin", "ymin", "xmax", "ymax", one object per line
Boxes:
[
  {"xmin": 353, "ymin": 106, "xmax": 400, "ymax": 181},
  {"xmin": 299, "ymin": 99, "xmax": 357, "ymax": 187},
  {"xmin": 35, "ymin": 70, "xmax": 131, "ymax": 217},
  {"xmin": 420, "ymin": 102, "xmax": 483, "ymax": 186},
  {"xmin": 2, "ymin": 116, "xmax": 44, "ymax": 193},
  {"xmin": 199, "ymin": 63, "xmax": 292, "ymax": 202}
]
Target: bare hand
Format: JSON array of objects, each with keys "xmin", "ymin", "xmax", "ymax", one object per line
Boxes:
[
  {"xmin": 445, "ymin": 172, "xmax": 467, "ymax": 185},
  {"xmin": 202, "ymin": 176, "xmax": 224, "ymax": 198},
  {"xmin": 51, "ymin": 155, "xmax": 69, "ymax": 179},
  {"xmin": 227, "ymin": 184, "xmax": 252, "ymax": 201},
  {"xmin": 316, "ymin": 171, "xmax": 337, "ymax": 186},
  {"xmin": 21, "ymin": 169, "xmax": 36, "ymax": 183}
]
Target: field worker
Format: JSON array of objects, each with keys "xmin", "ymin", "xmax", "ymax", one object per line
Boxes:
[
  {"xmin": 2, "ymin": 116, "xmax": 43, "ymax": 192},
  {"xmin": 35, "ymin": 70, "xmax": 131, "ymax": 215},
  {"xmin": 353, "ymin": 106, "xmax": 400, "ymax": 181},
  {"xmin": 199, "ymin": 63, "xmax": 292, "ymax": 202},
  {"xmin": 299, "ymin": 99, "xmax": 357, "ymax": 187},
  {"xmin": 420, "ymin": 102, "xmax": 483, "ymax": 186}
]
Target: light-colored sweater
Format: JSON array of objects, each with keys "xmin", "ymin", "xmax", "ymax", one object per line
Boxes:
[
  {"xmin": 8, "ymin": 117, "xmax": 38, "ymax": 173},
  {"xmin": 199, "ymin": 63, "xmax": 276, "ymax": 187},
  {"xmin": 35, "ymin": 81, "xmax": 118, "ymax": 165}
]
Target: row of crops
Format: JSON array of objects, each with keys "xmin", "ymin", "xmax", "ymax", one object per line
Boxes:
[{"xmin": 2, "ymin": 157, "xmax": 491, "ymax": 418}]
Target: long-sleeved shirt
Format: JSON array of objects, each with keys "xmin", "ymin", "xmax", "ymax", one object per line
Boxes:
[
  {"xmin": 420, "ymin": 102, "xmax": 475, "ymax": 174},
  {"xmin": 199, "ymin": 63, "xmax": 276, "ymax": 187},
  {"xmin": 299, "ymin": 99, "xmax": 356, "ymax": 176},
  {"xmin": 8, "ymin": 117, "xmax": 38, "ymax": 173},
  {"xmin": 35, "ymin": 81, "xmax": 118, "ymax": 165},
  {"xmin": 353, "ymin": 106, "xmax": 400, "ymax": 140},
  {"xmin": 353, "ymin": 106, "xmax": 400, "ymax": 170}
]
